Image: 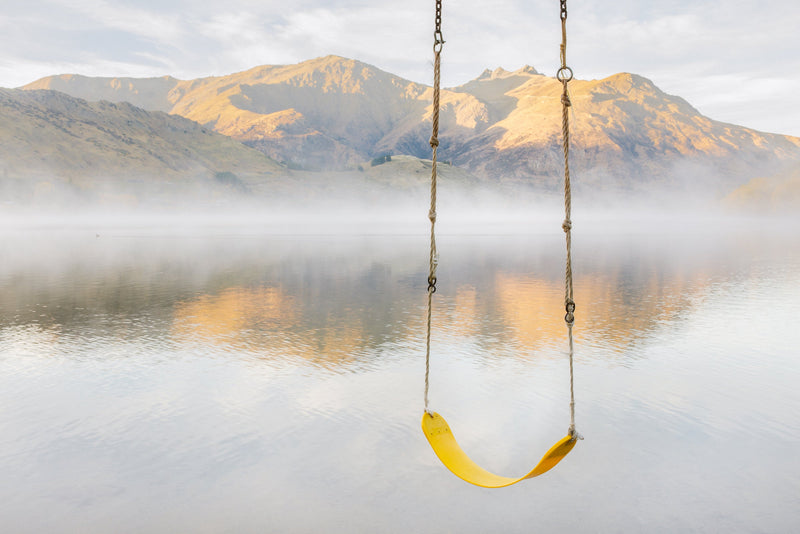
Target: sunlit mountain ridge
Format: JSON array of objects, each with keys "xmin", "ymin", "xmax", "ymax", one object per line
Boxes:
[
  {"xmin": 0, "ymin": 88, "xmax": 283, "ymax": 205},
  {"xmin": 22, "ymin": 55, "xmax": 800, "ymax": 200},
  {"xmin": 0, "ymin": 86, "xmax": 480, "ymax": 207},
  {"xmin": 24, "ymin": 56, "xmax": 430, "ymax": 172}
]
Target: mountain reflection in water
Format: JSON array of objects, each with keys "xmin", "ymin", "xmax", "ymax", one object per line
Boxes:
[{"xmin": 0, "ymin": 227, "xmax": 799, "ymax": 533}]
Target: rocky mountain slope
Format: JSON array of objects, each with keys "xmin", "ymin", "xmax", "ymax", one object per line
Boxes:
[
  {"xmin": 0, "ymin": 88, "xmax": 283, "ymax": 203},
  {"xmin": 25, "ymin": 57, "xmax": 431, "ymax": 171},
  {"xmin": 21, "ymin": 55, "xmax": 800, "ymax": 197},
  {"xmin": 438, "ymin": 69, "xmax": 800, "ymax": 192}
]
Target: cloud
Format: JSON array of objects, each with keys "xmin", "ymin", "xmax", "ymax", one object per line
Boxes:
[
  {"xmin": 0, "ymin": 57, "xmax": 175, "ymax": 88},
  {"xmin": 657, "ymin": 74, "xmax": 800, "ymax": 135},
  {"xmin": 64, "ymin": 0, "xmax": 187, "ymax": 43},
  {"xmin": 567, "ymin": 1, "xmax": 800, "ymax": 136},
  {"xmin": 1, "ymin": 0, "xmax": 799, "ymax": 136}
]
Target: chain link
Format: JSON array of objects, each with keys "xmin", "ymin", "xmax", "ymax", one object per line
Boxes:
[{"xmin": 433, "ymin": 0, "xmax": 445, "ymax": 52}]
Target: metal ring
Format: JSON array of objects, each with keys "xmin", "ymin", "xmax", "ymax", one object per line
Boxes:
[
  {"xmin": 433, "ymin": 31, "xmax": 445, "ymax": 53},
  {"xmin": 557, "ymin": 66, "xmax": 573, "ymax": 82}
]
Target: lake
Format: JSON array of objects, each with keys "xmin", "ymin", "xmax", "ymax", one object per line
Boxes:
[{"xmin": 1, "ymin": 215, "xmax": 799, "ymax": 533}]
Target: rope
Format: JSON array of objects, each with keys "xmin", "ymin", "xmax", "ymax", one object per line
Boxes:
[
  {"xmin": 423, "ymin": 0, "xmax": 580, "ymax": 442},
  {"xmin": 424, "ymin": 0, "xmax": 444, "ymax": 415},
  {"xmin": 559, "ymin": 0, "xmax": 580, "ymax": 440}
]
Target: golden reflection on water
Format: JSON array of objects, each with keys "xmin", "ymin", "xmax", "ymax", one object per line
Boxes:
[
  {"xmin": 165, "ymin": 266, "xmax": 709, "ymax": 369},
  {"xmin": 173, "ymin": 286, "xmax": 298, "ymax": 340},
  {"xmin": 493, "ymin": 274, "xmax": 564, "ymax": 349},
  {"xmin": 577, "ymin": 269, "xmax": 709, "ymax": 351},
  {"xmin": 171, "ymin": 285, "xmax": 369, "ymax": 367},
  {"xmin": 448, "ymin": 286, "xmax": 480, "ymax": 338},
  {"xmin": 1, "ymin": 232, "xmax": 776, "ymax": 370},
  {"xmin": 491, "ymin": 264, "xmax": 715, "ymax": 356}
]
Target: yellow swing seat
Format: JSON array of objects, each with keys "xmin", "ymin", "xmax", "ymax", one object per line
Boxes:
[{"xmin": 422, "ymin": 412, "xmax": 577, "ymax": 488}]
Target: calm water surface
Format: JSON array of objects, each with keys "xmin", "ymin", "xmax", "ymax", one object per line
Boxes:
[{"xmin": 1, "ymin": 222, "xmax": 799, "ymax": 533}]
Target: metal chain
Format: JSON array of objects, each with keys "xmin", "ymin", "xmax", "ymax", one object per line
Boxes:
[
  {"xmin": 433, "ymin": 0, "xmax": 444, "ymax": 52},
  {"xmin": 425, "ymin": 0, "xmax": 444, "ymax": 415}
]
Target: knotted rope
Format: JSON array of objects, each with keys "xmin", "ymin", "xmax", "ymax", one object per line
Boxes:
[
  {"xmin": 559, "ymin": 0, "xmax": 580, "ymax": 440},
  {"xmin": 424, "ymin": 0, "xmax": 444, "ymax": 415}
]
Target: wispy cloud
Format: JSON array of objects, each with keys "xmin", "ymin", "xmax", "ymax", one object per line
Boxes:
[
  {"xmin": 0, "ymin": 57, "xmax": 175, "ymax": 87},
  {"xmin": 62, "ymin": 0, "xmax": 187, "ymax": 43},
  {"xmin": 1, "ymin": 0, "xmax": 799, "ymax": 136}
]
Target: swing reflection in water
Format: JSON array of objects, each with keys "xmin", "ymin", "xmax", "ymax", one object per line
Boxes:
[{"xmin": 420, "ymin": 0, "xmax": 581, "ymax": 487}]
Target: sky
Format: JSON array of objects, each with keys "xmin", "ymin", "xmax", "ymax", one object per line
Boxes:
[{"xmin": 1, "ymin": 0, "xmax": 798, "ymax": 137}]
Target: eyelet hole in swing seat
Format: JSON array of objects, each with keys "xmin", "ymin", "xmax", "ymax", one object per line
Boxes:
[{"xmin": 421, "ymin": 412, "xmax": 577, "ymax": 488}]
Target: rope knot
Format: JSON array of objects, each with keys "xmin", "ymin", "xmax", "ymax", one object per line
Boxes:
[
  {"xmin": 427, "ymin": 275, "xmax": 438, "ymax": 293},
  {"xmin": 561, "ymin": 93, "xmax": 572, "ymax": 107},
  {"xmin": 428, "ymin": 210, "xmax": 437, "ymax": 223},
  {"xmin": 562, "ymin": 219, "xmax": 572, "ymax": 232},
  {"xmin": 568, "ymin": 426, "xmax": 583, "ymax": 440},
  {"xmin": 564, "ymin": 299, "xmax": 576, "ymax": 324},
  {"xmin": 429, "ymin": 136, "xmax": 439, "ymax": 148}
]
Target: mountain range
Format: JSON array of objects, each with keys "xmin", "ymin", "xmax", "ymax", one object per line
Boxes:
[
  {"xmin": 8, "ymin": 55, "xmax": 800, "ymax": 206},
  {"xmin": 0, "ymin": 88, "xmax": 284, "ymax": 204}
]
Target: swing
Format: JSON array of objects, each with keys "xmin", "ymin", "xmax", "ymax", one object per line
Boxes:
[{"xmin": 421, "ymin": 0, "xmax": 581, "ymax": 488}]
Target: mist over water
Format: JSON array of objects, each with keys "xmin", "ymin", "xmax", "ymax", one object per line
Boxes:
[
  {"xmin": 1, "ymin": 207, "xmax": 799, "ymax": 532},
  {"xmin": 3, "ymin": 167, "xmax": 797, "ymax": 240}
]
